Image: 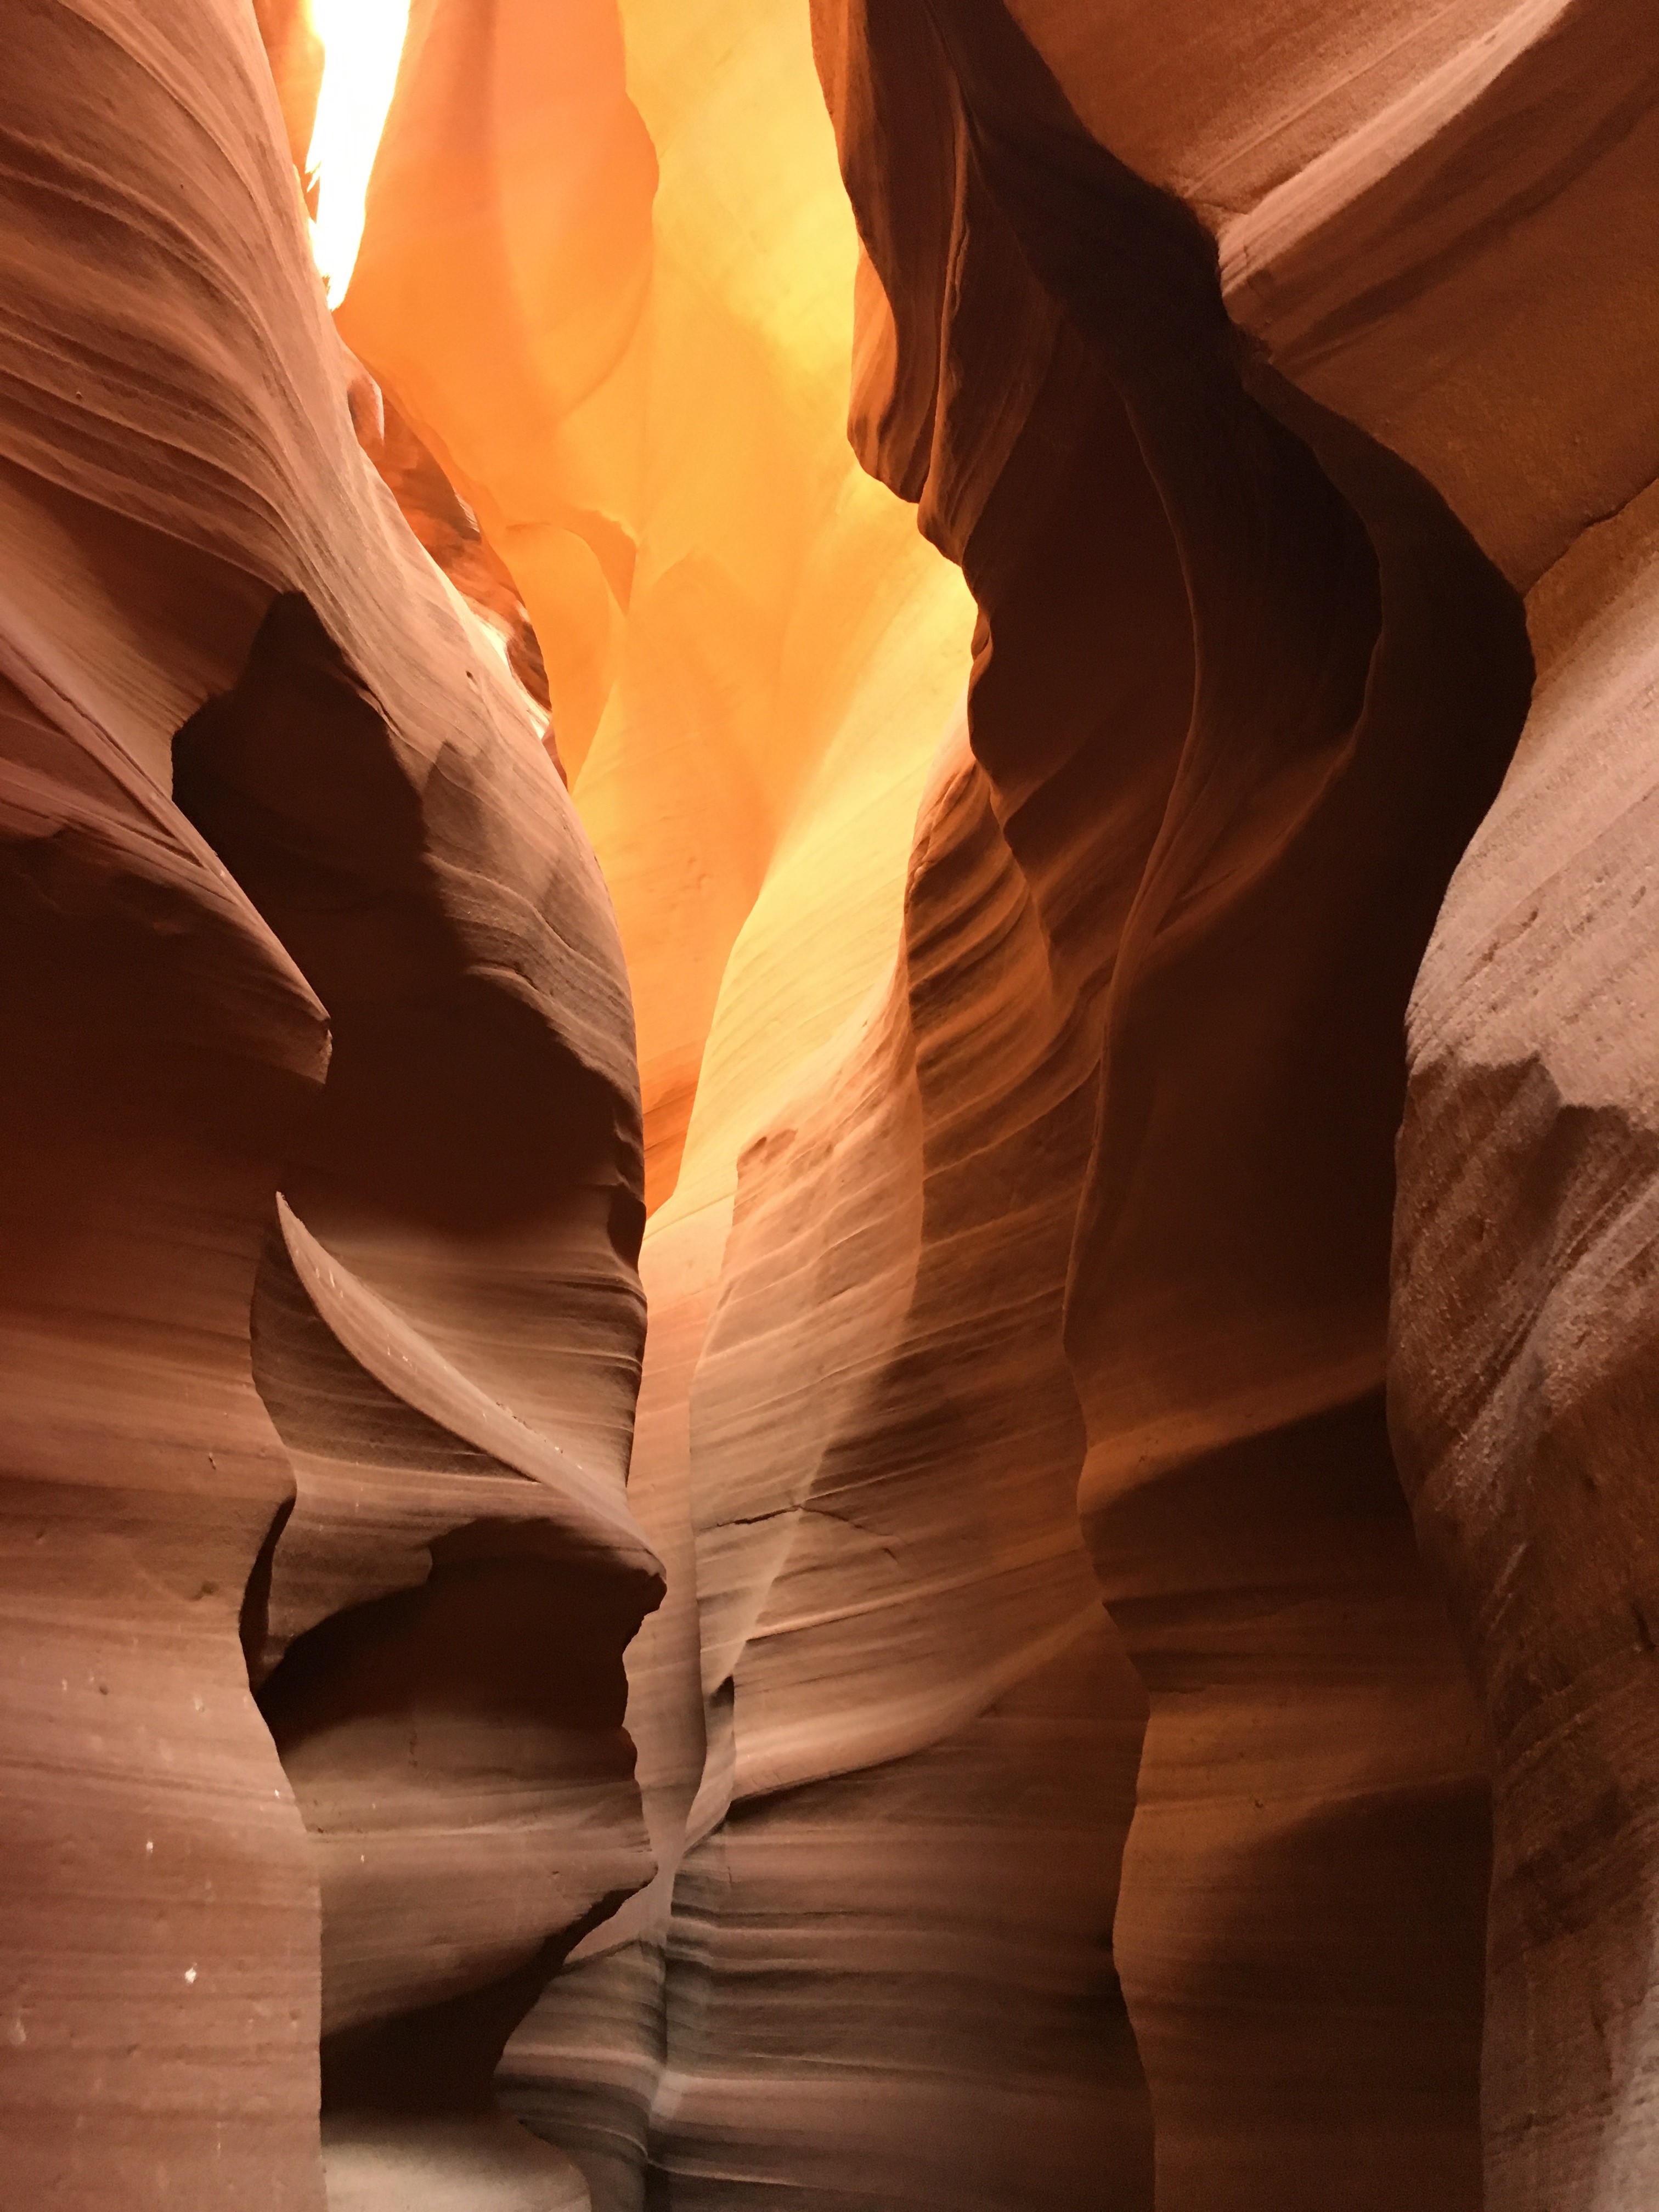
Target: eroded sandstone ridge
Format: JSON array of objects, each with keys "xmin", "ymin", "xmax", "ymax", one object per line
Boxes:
[{"xmin": 3, "ymin": 0, "xmax": 1657, "ymax": 2209}]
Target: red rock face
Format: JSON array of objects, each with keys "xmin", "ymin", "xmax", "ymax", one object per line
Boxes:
[{"xmin": 4, "ymin": 0, "xmax": 1656, "ymax": 2209}]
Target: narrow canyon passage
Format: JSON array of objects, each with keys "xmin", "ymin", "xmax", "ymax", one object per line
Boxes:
[{"xmin": 1, "ymin": 4, "xmax": 1656, "ymax": 2211}]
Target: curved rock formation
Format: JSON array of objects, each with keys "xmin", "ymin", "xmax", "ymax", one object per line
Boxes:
[
  {"xmin": 641, "ymin": 735, "xmax": 1153, "ymax": 2207},
  {"xmin": 1, "ymin": 3, "xmax": 659, "ymax": 2204},
  {"xmin": 255, "ymin": 0, "xmax": 1649, "ymax": 2207},
  {"xmin": 496, "ymin": 0, "xmax": 1532, "ymax": 2201},
  {"xmin": 633, "ymin": 4, "xmax": 1532, "ymax": 2205}
]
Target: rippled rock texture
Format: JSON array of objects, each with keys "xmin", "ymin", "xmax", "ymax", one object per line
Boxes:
[{"xmin": 4, "ymin": 0, "xmax": 1657, "ymax": 2209}]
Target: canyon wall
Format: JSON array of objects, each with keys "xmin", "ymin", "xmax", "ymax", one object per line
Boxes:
[
  {"xmin": 1392, "ymin": 479, "xmax": 1659, "ymax": 2210},
  {"xmin": 811, "ymin": 12, "xmax": 1531, "ymax": 2202},
  {"xmin": 0, "ymin": 3, "xmax": 660, "ymax": 2205},
  {"xmin": 499, "ymin": 2, "xmax": 1649, "ymax": 2207},
  {"xmin": 330, "ymin": 0, "xmax": 978, "ymax": 1216}
]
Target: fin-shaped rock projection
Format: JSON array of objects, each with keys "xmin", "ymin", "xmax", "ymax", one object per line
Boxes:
[{"xmin": 3, "ymin": 0, "xmax": 1657, "ymax": 2209}]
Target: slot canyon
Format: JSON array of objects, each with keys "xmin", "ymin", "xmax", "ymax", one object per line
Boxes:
[{"xmin": 1, "ymin": 0, "xmax": 1656, "ymax": 2206}]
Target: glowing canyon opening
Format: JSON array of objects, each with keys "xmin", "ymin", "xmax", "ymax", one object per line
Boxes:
[
  {"xmin": 304, "ymin": 0, "xmax": 411, "ymax": 307},
  {"xmin": 2, "ymin": 4, "xmax": 1657, "ymax": 2210}
]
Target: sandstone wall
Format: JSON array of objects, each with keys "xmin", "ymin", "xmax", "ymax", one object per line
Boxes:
[
  {"xmin": 0, "ymin": 5, "xmax": 661, "ymax": 2205},
  {"xmin": 501, "ymin": 1, "xmax": 1648, "ymax": 2205}
]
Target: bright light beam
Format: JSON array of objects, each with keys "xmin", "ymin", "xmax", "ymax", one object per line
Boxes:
[{"xmin": 304, "ymin": 0, "xmax": 411, "ymax": 309}]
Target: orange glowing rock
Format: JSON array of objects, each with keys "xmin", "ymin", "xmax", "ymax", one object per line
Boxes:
[{"xmin": 331, "ymin": 0, "xmax": 976, "ymax": 1214}]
